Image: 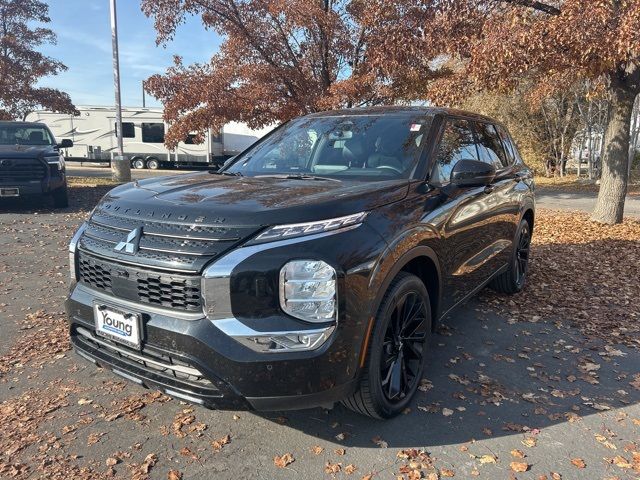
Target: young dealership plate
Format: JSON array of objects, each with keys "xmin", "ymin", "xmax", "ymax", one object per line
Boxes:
[{"xmin": 94, "ymin": 304, "xmax": 142, "ymax": 349}]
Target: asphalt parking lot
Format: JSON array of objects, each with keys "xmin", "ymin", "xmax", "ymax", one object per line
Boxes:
[{"xmin": 1, "ymin": 185, "xmax": 639, "ymax": 480}]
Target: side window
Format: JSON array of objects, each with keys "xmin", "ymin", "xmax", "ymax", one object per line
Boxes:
[
  {"xmin": 141, "ymin": 123, "xmax": 165, "ymax": 143},
  {"xmin": 496, "ymin": 125, "xmax": 518, "ymax": 166},
  {"xmin": 115, "ymin": 122, "xmax": 135, "ymax": 139},
  {"xmin": 431, "ymin": 119, "xmax": 478, "ymax": 184},
  {"xmin": 475, "ymin": 122, "xmax": 508, "ymax": 169}
]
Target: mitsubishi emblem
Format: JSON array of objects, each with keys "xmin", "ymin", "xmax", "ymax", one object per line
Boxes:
[{"xmin": 114, "ymin": 227, "xmax": 142, "ymax": 255}]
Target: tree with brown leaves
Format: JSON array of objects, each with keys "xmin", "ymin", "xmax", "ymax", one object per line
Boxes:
[
  {"xmin": 0, "ymin": 0, "xmax": 76, "ymax": 120},
  {"xmin": 141, "ymin": 0, "xmax": 441, "ymax": 148},
  {"xmin": 370, "ymin": 0, "xmax": 640, "ymax": 224}
]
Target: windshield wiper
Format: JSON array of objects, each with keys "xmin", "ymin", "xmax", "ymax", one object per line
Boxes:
[
  {"xmin": 211, "ymin": 170, "xmax": 243, "ymax": 177},
  {"xmin": 261, "ymin": 174, "xmax": 340, "ymax": 182}
]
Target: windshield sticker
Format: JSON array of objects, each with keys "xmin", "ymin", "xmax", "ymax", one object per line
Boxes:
[{"xmin": 410, "ymin": 124, "xmax": 422, "ymax": 132}]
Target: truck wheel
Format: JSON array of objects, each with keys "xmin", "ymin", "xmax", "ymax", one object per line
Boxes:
[
  {"xmin": 52, "ymin": 186, "xmax": 69, "ymax": 208},
  {"xmin": 146, "ymin": 158, "xmax": 160, "ymax": 170},
  {"xmin": 132, "ymin": 158, "xmax": 145, "ymax": 169},
  {"xmin": 489, "ymin": 218, "xmax": 531, "ymax": 294},
  {"xmin": 342, "ymin": 272, "xmax": 432, "ymax": 419}
]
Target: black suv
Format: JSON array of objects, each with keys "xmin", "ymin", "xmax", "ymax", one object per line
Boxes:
[
  {"xmin": 66, "ymin": 107, "xmax": 534, "ymax": 418},
  {"xmin": 0, "ymin": 121, "xmax": 72, "ymax": 208}
]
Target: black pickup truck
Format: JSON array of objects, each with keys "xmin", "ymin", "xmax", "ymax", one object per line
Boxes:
[{"xmin": 0, "ymin": 121, "xmax": 73, "ymax": 208}]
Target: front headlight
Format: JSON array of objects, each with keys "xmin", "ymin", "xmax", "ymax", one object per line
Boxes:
[
  {"xmin": 45, "ymin": 155, "xmax": 64, "ymax": 170},
  {"xmin": 279, "ymin": 260, "xmax": 337, "ymax": 323},
  {"xmin": 251, "ymin": 212, "xmax": 367, "ymax": 244}
]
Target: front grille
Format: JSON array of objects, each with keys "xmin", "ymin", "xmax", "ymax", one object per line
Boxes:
[
  {"xmin": 77, "ymin": 207, "xmax": 261, "ymax": 273},
  {"xmin": 0, "ymin": 158, "xmax": 47, "ymax": 182},
  {"xmin": 78, "ymin": 253, "xmax": 203, "ymax": 312}
]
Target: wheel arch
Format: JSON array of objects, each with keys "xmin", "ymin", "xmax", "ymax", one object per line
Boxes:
[{"xmin": 370, "ymin": 245, "xmax": 443, "ymax": 329}]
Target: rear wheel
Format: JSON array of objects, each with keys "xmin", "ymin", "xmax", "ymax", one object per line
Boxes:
[
  {"xmin": 51, "ymin": 185, "xmax": 69, "ymax": 208},
  {"xmin": 146, "ymin": 158, "xmax": 160, "ymax": 170},
  {"xmin": 342, "ymin": 272, "xmax": 431, "ymax": 419},
  {"xmin": 132, "ymin": 158, "xmax": 145, "ymax": 169},
  {"xmin": 490, "ymin": 218, "xmax": 531, "ymax": 294}
]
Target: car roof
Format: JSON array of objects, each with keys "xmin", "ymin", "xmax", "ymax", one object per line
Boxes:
[
  {"xmin": 0, "ymin": 121, "xmax": 48, "ymax": 127},
  {"xmin": 303, "ymin": 106, "xmax": 498, "ymax": 124}
]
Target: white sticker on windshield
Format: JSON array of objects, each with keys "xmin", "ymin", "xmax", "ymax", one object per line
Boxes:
[{"xmin": 410, "ymin": 124, "xmax": 422, "ymax": 132}]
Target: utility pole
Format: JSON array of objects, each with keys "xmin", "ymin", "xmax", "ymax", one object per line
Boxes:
[
  {"xmin": 142, "ymin": 80, "xmax": 146, "ymax": 108},
  {"xmin": 110, "ymin": 0, "xmax": 130, "ymax": 182}
]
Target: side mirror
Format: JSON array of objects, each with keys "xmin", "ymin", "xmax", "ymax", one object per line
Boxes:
[
  {"xmin": 450, "ymin": 159, "xmax": 496, "ymax": 187},
  {"xmin": 58, "ymin": 139, "xmax": 73, "ymax": 148}
]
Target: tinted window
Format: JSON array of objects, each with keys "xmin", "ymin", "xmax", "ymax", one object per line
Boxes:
[
  {"xmin": 496, "ymin": 125, "xmax": 517, "ymax": 166},
  {"xmin": 227, "ymin": 115, "xmax": 432, "ymax": 181},
  {"xmin": 431, "ymin": 119, "xmax": 478, "ymax": 184},
  {"xmin": 0, "ymin": 125, "xmax": 54, "ymax": 145},
  {"xmin": 142, "ymin": 123, "xmax": 165, "ymax": 143},
  {"xmin": 115, "ymin": 122, "xmax": 135, "ymax": 138},
  {"xmin": 475, "ymin": 123, "xmax": 507, "ymax": 168}
]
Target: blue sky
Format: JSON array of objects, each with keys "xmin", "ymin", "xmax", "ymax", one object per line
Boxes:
[{"xmin": 38, "ymin": 0, "xmax": 222, "ymax": 108}]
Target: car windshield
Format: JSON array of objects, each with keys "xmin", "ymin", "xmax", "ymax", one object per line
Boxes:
[
  {"xmin": 0, "ymin": 125, "xmax": 55, "ymax": 146},
  {"xmin": 226, "ymin": 114, "xmax": 433, "ymax": 180}
]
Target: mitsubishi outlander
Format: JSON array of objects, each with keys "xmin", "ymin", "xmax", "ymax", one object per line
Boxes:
[{"xmin": 66, "ymin": 107, "xmax": 535, "ymax": 418}]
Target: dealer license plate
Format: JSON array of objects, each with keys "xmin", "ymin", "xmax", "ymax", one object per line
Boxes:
[
  {"xmin": 0, "ymin": 187, "xmax": 19, "ymax": 197},
  {"xmin": 94, "ymin": 304, "xmax": 141, "ymax": 349}
]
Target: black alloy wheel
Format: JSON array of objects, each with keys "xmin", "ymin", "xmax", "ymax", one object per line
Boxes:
[
  {"xmin": 342, "ymin": 272, "xmax": 432, "ymax": 418},
  {"xmin": 380, "ymin": 290, "xmax": 429, "ymax": 402},
  {"xmin": 514, "ymin": 222, "xmax": 531, "ymax": 289}
]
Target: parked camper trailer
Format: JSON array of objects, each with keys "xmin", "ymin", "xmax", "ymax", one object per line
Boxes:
[{"xmin": 25, "ymin": 106, "xmax": 271, "ymax": 169}]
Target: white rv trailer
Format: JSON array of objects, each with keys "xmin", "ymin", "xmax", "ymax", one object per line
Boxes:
[{"xmin": 25, "ymin": 106, "xmax": 272, "ymax": 169}]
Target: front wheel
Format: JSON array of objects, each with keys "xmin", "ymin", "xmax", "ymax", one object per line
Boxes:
[
  {"xmin": 342, "ymin": 272, "xmax": 432, "ymax": 419},
  {"xmin": 490, "ymin": 218, "xmax": 531, "ymax": 294}
]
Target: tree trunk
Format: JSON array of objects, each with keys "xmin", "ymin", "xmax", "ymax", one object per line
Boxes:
[{"xmin": 591, "ymin": 83, "xmax": 637, "ymax": 224}]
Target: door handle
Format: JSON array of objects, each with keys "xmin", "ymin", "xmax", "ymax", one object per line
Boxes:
[{"xmin": 484, "ymin": 185, "xmax": 494, "ymax": 194}]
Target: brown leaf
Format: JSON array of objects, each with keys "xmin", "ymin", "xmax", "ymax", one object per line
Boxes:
[
  {"xmin": 344, "ymin": 464, "xmax": 357, "ymax": 475},
  {"xmin": 571, "ymin": 458, "xmax": 586, "ymax": 469},
  {"xmin": 211, "ymin": 434, "xmax": 231, "ymax": 451},
  {"xmin": 274, "ymin": 453, "xmax": 294, "ymax": 468},
  {"xmin": 511, "ymin": 449, "xmax": 526, "ymax": 458},
  {"xmin": 325, "ymin": 461, "xmax": 342, "ymax": 474},
  {"xmin": 440, "ymin": 468, "xmax": 455, "ymax": 477},
  {"xmin": 335, "ymin": 448, "xmax": 346, "ymax": 456},
  {"xmin": 168, "ymin": 470, "xmax": 183, "ymax": 480},
  {"xmin": 510, "ymin": 462, "xmax": 529, "ymax": 472},
  {"xmin": 311, "ymin": 445, "xmax": 324, "ymax": 455}
]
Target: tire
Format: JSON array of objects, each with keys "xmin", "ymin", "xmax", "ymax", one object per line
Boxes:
[
  {"xmin": 489, "ymin": 218, "xmax": 532, "ymax": 294},
  {"xmin": 342, "ymin": 272, "xmax": 432, "ymax": 419},
  {"xmin": 146, "ymin": 158, "xmax": 160, "ymax": 170},
  {"xmin": 132, "ymin": 158, "xmax": 146, "ymax": 169},
  {"xmin": 51, "ymin": 186, "xmax": 69, "ymax": 208}
]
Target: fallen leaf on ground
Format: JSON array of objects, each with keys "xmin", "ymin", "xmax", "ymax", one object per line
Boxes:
[
  {"xmin": 211, "ymin": 434, "xmax": 231, "ymax": 451},
  {"xmin": 274, "ymin": 453, "xmax": 294, "ymax": 468},
  {"xmin": 571, "ymin": 458, "xmax": 586, "ymax": 469},
  {"xmin": 511, "ymin": 449, "xmax": 526, "ymax": 458},
  {"xmin": 510, "ymin": 462, "xmax": 529, "ymax": 472}
]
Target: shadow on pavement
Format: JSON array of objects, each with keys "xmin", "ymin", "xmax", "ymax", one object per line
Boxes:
[{"xmin": 256, "ymin": 302, "xmax": 639, "ymax": 449}]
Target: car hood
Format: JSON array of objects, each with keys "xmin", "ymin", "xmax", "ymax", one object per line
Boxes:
[
  {"xmin": 97, "ymin": 172, "xmax": 409, "ymax": 226},
  {"xmin": 0, "ymin": 144, "xmax": 56, "ymax": 158}
]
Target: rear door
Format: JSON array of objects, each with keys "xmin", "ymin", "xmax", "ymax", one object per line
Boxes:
[{"xmin": 431, "ymin": 118, "xmax": 498, "ymax": 311}]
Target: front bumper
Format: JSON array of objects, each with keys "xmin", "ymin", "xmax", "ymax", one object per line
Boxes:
[{"xmin": 66, "ymin": 282, "xmax": 359, "ymax": 411}]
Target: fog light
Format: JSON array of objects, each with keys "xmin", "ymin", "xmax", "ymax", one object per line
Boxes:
[{"xmin": 280, "ymin": 260, "xmax": 337, "ymax": 322}]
